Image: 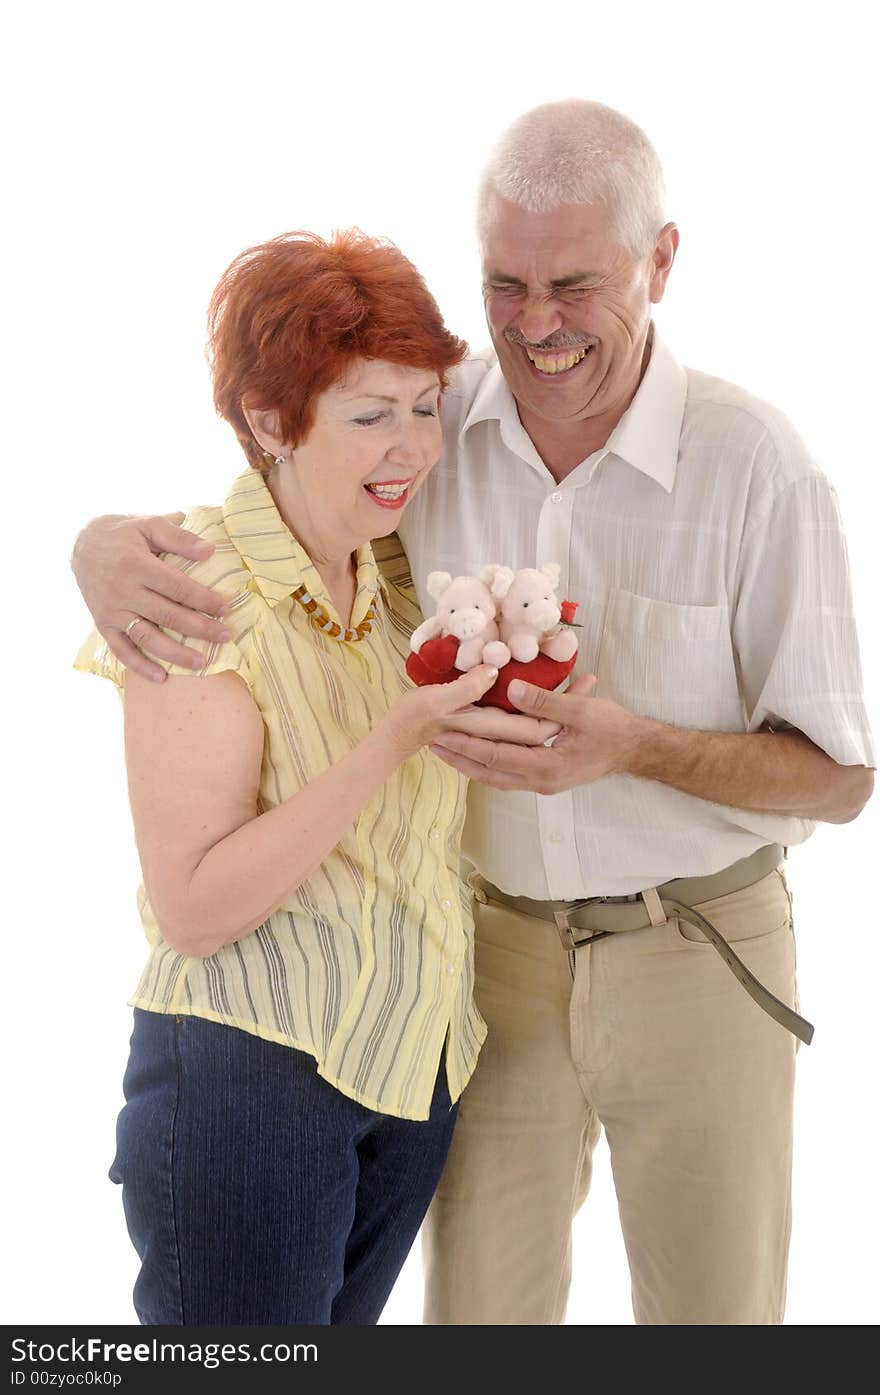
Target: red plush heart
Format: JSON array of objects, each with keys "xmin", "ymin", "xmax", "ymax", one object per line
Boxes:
[
  {"xmin": 406, "ymin": 633, "xmax": 460, "ymax": 678},
  {"xmin": 406, "ymin": 635, "xmax": 578, "ymax": 712}
]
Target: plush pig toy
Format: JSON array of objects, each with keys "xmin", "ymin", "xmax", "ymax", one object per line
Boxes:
[
  {"xmin": 482, "ymin": 563, "xmax": 579, "ymax": 664},
  {"xmin": 405, "ymin": 563, "xmax": 580, "ymax": 712},
  {"xmin": 409, "ymin": 571, "xmax": 500, "ymax": 671}
]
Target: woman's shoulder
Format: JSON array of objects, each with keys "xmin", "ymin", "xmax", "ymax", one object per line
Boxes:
[
  {"xmin": 74, "ymin": 503, "xmax": 257, "ymax": 695},
  {"xmin": 178, "ymin": 502, "xmax": 227, "ymax": 542},
  {"xmin": 160, "ymin": 504, "xmax": 251, "ymax": 600}
]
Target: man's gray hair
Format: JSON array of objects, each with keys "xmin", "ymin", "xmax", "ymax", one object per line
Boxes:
[{"xmin": 477, "ymin": 99, "xmax": 666, "ymax": 260}]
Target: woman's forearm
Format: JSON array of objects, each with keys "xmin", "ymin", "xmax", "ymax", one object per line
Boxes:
[
  {"xmin": 127, "ymin": 663, "xmax": 495, "ymax": 958},
  {"xmin": 153, "ymin": 728, "xmax": 405, "ymax": 956}
]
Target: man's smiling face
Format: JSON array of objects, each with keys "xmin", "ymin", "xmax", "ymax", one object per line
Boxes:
[{"xmin": 481, "ymin": 195, "xmax": 674, "ymax": 430}]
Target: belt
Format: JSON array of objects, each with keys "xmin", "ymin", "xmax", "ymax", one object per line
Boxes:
[{"xmin": 469, "ymin": 844, "xmax": 813, "ymax": 1046}]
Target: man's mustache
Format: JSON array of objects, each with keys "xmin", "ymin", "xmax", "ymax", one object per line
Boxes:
[{"xmin": 504, "ymin": 330, "xmax": 597, "ymax": 351}]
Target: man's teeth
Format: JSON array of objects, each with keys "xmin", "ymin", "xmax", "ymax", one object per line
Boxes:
[
  {"xmin": 365, "ymin": 482, "xmax": 409, "ymax": 499},
  {"xmin": 526, "ymin": 347, "xmax": 589, "ymax": 374}
]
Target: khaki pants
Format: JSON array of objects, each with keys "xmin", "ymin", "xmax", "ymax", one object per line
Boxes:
[{"xmin": 423, "ymin": 867, "xmax": 798, "ymax": 1325}]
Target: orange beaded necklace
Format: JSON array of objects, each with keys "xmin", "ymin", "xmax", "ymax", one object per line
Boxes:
[{"xmin": 291, "ymin": 583, "xmax": 377, "ymax": 643}]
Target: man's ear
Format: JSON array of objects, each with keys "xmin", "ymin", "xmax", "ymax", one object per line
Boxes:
[
  {"xmin": 242, "ymin": 404, "xmax": 288, "ymax": 458},
  {"xmin": 649, "ymin": 222, "xmax": 679, "ymax": 305}
]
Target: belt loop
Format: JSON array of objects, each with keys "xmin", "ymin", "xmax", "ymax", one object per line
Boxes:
[
  {"xmin": 467, "ymin": 870, "xmax": 488, "ymax": 905},
  {"xmin": 641, "ymin": 886, "xmax": 666, "ymax": 926}
]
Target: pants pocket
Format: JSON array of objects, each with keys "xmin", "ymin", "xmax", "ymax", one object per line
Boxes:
[
  {"xmin": 110, "ymin": 1010, "xmax": 184, "ymax": 1323},
  {"xmin": 674, "ymin": 868, "xmax": 792, "ymax": 946}
]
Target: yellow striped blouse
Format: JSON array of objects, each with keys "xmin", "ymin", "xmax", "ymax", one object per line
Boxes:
[{"xmin": 76, "ymin": 467, "xmax": 486, "ymax": 1120}]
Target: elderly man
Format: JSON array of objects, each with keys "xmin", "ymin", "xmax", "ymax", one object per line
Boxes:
[{"xmin": 72, "ymin": 100, "xmax": 874, "ymax": 1325}]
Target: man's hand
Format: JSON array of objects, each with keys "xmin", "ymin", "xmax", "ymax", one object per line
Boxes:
[
  {"xmin": 71, "ymin": 513, "xmax": 230, "ymax": 682},
  {"xmin": 431, "ymin": 672, "xmax": 875, "ymax": 823},
  {"xmin": 430, "ymin": 674, "xmax": 637, "ymax": 791}
]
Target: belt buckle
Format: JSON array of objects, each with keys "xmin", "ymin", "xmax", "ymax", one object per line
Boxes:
[{"xmin": 553, "ymin": 898, "xmax": 612, "ymax": 951}]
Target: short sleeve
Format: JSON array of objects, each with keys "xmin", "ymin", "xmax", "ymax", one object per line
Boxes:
[
  {"xmin": 162, "ymin": 635, "xmax": 252, "ymax": 685},
  {"xmin": 73, "ymin": 504, "xmax": 255, "ymax": 695},
  {"xmin": 74, "ymin": 627, "xmax": 127, "ymax": 693},
  {"xmin": 74, "ymin": 624, "xmax": 253, "ymax": 693},
  {"xmin": 732, "ymin": 473, "xmax": 875, "ymax": 768}
]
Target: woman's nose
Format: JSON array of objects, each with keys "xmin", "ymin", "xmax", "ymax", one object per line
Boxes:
[
  {"xmin": 388, "ymin": 421, "xmax": 434, "ymax": 467},
  {"xmin": 386, "ymin": 438, "xmax": 418, "ymax": 468}
]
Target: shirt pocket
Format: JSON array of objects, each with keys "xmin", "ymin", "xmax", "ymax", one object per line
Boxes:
[{"xmin": 593, "ymin": 588, "xmax": 744, "ymax": 731}]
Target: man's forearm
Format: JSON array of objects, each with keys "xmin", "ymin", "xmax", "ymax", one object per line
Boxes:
[
  {"xmin": 623, "ymin": 720, "xmax": 873, "ymax": 823},
  {"xmin": 428, "ymin": 683, "xmax": 874, "ymax": 817}
]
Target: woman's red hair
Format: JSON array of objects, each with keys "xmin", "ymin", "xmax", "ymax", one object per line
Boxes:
[{"xmin": 208, "ymin": 229, "xmax": 468, "ymax": 467}]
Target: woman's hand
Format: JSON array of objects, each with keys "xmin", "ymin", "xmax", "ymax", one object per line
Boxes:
[
  {"xmin": 441, "ymin": 705, "xmax": 561, "ymax": 747},
  {"xmin": 71, "ymin": 513, "xmax": 229, "ymax": 681},
  {"xmin": 381, "ymin": 667, "xmax": 501, "ymax": 760}
]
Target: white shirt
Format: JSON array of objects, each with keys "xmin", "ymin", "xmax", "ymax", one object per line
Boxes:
[{"xmin": 397, "ymin": 332, "xmax": 875, "ymax": 898}]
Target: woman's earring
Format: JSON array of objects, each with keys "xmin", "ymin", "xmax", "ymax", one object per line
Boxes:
[{"xmin": 275, "ymin": 455, "xmax": 287, "ymax": 466}]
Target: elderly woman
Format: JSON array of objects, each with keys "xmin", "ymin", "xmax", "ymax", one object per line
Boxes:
[{"xmin": 76, "ymin": 230, "xmax": 505, "ymax": 1325}]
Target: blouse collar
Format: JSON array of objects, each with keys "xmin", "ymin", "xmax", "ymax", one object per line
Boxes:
[{"xmin": 222, "ymin": 468, "xmax": 380, "ymax": 628}]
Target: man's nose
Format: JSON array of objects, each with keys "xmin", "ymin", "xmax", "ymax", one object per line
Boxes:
[{"xmin": 516, "ymin": 294, "xmax": 564, "ymax": 345}]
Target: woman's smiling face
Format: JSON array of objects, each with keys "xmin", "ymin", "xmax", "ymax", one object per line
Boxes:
[
  {"xmin": 247, "ymin": 358, "xmax": 443, "ymax": 559},
  {"xmin": 299, "ymin": 358, "xmax": 443, "ymax": 527}
]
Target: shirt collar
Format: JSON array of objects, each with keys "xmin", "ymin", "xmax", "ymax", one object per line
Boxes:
[
  {"xmin": 222, "ymin": 468, "xmax": 379, "ymax": 626},
  {"xmin": 460, "ymin": 329, "xmax": 687, "ymax": 493}
]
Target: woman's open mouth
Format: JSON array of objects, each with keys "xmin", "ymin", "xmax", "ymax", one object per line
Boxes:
[{"xmin": 363, "ymin": 479, "xmax": 413, "ymax": 510}]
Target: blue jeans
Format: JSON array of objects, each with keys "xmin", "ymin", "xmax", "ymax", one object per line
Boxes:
[{"xmin": 110, "ymin": 1010, "xmax": 458, "ymax": 1324}]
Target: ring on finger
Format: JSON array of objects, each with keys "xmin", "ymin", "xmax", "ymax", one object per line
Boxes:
[{"xmin": 124, "ymin": 616, "xmax": 143, "ymax": 639}]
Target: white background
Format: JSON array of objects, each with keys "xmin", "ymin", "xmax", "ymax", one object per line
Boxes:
[{"xmin": 3, "ymin": 0, "xmax": 878, "ymax": 1327}]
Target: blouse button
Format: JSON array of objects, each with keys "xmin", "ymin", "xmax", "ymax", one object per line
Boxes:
[
  {"xmin": 551, "ymin": 491, "xmax": 563, "ymax": 503},
  {"xmin": 441, "ymin": 898, "xmax": 452, "ymax": 911}
]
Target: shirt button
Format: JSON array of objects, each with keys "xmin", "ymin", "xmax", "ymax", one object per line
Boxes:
[
  {"xmin": 548, "ymin": 831, "xmax": 564, "ymax": 844},
  {"xmin": 440, "ymin": 898, "xmax": 452, "ymax": 911},
  {"xmin": 429, "ymin": 829, "xmax": 440, "ymax": 842},
  {"xmin": 445, "ymin": 964, "xmax": 456, "ymax": 977},
  {"xmin": 550, "ymin": 491, "xmax": 563, "ymax": 503}
]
